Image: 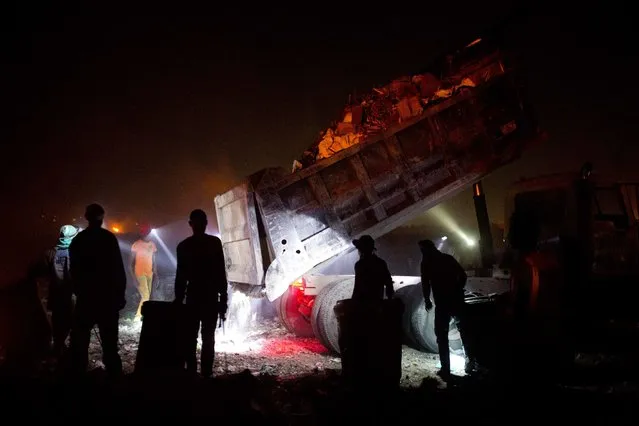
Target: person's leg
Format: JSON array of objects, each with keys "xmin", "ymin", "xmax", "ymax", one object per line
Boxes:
[
  {"xmin": 185, "ymin": 310, "xmax": 200, "ymax": 374},
  {"xmin": 200, "ymin": 312, "xmax": 217, "ymax": 377},
  {"xmin": 97, "ymin": 310, "xmax": 123, "ymax": 378},
  {"xmin": 135, "ymin": 276, "xmax": 150, "ymax": 319},
  {"xmin": 52, "ymin": 296, "xmax": 74, "ymax": 356},
  {"xmin": 147, "ymin": 273, "xmax": 154, "ymax": 300},
  {"xmin": 434, "ymin": 307, "xmax": 452, "ymax": 376},
  {"xmin": 69, "ymin": 309, "xmax": 93, "ymax": 375},
  {"xmin": 453, "ymin": 303, "xmax": 476, "ymax": 373}
]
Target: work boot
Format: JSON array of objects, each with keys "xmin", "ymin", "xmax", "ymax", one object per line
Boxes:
[
  {"xmin": 436, "ymin": 369, "xmax": 451, "ymax": 381},
  {"xmin": 464, "ymin": 358, "xmax": 478, "ymax": 375}
]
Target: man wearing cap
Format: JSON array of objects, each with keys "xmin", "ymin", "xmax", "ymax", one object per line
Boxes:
[
  {"xmin": 47, "ymin": 224, "xmax": 79, "ymax": 357},
  {"xmin": 68, "ymin": 203, "xmax": 127, "ymax": 377},
  {"xmin": 174, "ymin": 209, "xmax": 228, "ymax": 378},
  {"xmin": 352, "ymin": 235, "xmax": 394, "ymax": 301},
  {"xmin": 131, "ymin": 224, "xmax": 157, "ymax": 320},
  {"xmin": 419, "ymin": 239, "xmax": 476, "ymax": 379}
]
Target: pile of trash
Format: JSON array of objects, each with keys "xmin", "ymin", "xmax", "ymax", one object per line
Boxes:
[{"xmin": 292, "ymin": 38, "xmax": 505, "ymax": 171}]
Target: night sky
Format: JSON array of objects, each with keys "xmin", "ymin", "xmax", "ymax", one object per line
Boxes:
[{"xmin": 2, "ymin": 3, "xmax": 637, "ymax": 285}]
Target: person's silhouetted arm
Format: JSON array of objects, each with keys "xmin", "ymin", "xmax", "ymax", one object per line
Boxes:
[
  {"xmin": 174, "ymin": 243, "xmax": 186, "ymax": 304},
  {"xmin": 112, "ymin": 234, "xmax": 127, "ymax": 309},
  {"xmin": 453, "ymin": 257, "xmax": 467, "ymax": 290},
  {"xmin": 421, "ymin": 261, "xmax": 432, "ymax": 311},
  {"xmin": 383, "ymin": 260, "xmax": 395, "ymax": 299},
  {"xmin": 68, "ymin": 238, "xmax": 81, "ymax": 297},
  {"xmin": 352, "ymin": 261, "xmax": 362, "ymax": 299},
  {"xmin": 214, "ymin": 237, "xmax": 228, "ymax": 319}
]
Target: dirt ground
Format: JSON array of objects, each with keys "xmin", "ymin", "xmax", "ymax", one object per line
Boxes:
[
  {"xmin": 89, "ymin": 318, "xmax": 459, "ymax": 388},
  {"xmin": 2, "ymin": 317, "xmax": 638, "ymax": 425}
]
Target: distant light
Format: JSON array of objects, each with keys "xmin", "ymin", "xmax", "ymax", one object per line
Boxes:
[
  {"xmin": 441, "ymin": 236, "xmax": 448, "ymax": 241},
  {"xmin": 466, "ymin": 38, "xmax": 482, "ymax": 48},
  {"xmin": 112, "ymin": 226, "xmax": 121, "ymax": 233},
  {"xmin": 464, "ymin": 237, "xmax": 476, "ymax": 247},
  {"xmin": 150, "ymin": 228, "xmax": 157, "ymax": 235}
]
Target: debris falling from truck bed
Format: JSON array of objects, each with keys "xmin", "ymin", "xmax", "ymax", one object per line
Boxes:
[{"xmin": 292, "ymin": 38, "xmax": 506, "ymax": 170}]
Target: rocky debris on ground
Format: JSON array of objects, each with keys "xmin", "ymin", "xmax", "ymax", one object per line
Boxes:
[{"xmin": 83, "ymin": 317, "xmax": 452, "ymax": 387}]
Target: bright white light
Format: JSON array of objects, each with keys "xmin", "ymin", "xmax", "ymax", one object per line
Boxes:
[
  {"xmin": 429, "ymin": 206, "xmax": 477, "ymax": 251},
  {"xmin": 150, "ymin": 228, "xmax": 157, "ymax": 235},
  {"xmin": 151, "ymin": 230, "xmax": 177, "ymax": 268},
  {"xmin": 450, "ymin": 353, "xmax": 466, "ymax": 371},
  {"xmin": 436, "ymin": 352, "xmax": 467, "ymax": 374}
]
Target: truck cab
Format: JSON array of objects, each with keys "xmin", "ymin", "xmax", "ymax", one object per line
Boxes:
[{"xmin": 503, "ymin": 167, "xmax": 639, "ymax": 342}]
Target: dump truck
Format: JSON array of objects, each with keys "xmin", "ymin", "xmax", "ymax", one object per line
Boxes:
[{"xmin": 214, "ymin": 34, "xmax": 542, "ymax": 353}]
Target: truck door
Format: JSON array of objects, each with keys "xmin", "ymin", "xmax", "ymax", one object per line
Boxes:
[{"xmin": 214, "ymin": 183, "xmax": 265, "ymax": 287}]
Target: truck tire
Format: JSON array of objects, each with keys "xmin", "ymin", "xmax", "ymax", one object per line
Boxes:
[
  {"xmin": 393, "ymin": 285, "xmax": 421, "ymax": 348},
  {"xmin": 320, "ymin": 279, "xmax": 355, "ymax": 354},
  {"xmin": 311, "ymin": 281, "xmax": 339, "ymax": 348},
  {"xmin": 410, "ymin": 292, "xmax": 464, "ymax": 355},
  {"xmin": 311, "ymin": 278, "xmax": 354, "ymax": 354},
  {"xmin": 275, "ymin": 286, "xmax": 314, "ymax": 337}
]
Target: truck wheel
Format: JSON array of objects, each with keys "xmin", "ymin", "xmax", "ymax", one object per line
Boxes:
[
  {"xmin": 311, "ymin": 278, "xmax": 354, "ymax": 354},
  {"xmin": 320, "ymin": 278, "xmax": 355, "ymax": 354},
  {"xmin": 411, "ymin": 294, "xmax": 464, "ymax": 355},
  {"xmin": 311, "ymin": 281, "xmax": 339, "ymax": 348},
  {"xmin": 393, "ymin": 285, "xmax": 421, "ymax": 348},
  {"xmin": 275, "ymin": 286, "xmax": 314, "ymax": 337}
]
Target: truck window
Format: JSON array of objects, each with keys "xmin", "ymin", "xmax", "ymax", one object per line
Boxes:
[
  {"xmin": 514, "ymin": 189, "xmax": 567, "ymax": 241},
  {"xmin": 593, "ymin": 187, "xmax": 625, "ymax": 216}
]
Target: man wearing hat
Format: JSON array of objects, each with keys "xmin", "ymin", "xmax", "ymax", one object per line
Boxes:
[
  {"xmin": 131, "ymin": 224, "xmax": 157, "ymax": 320},
  {"xmin": 419, "ymin": 239, "xmax": 475, "ymax": 379},
  {"xmin": 68, "ymin": 203, "xmax": 127, "ymax": 377},
  {"xmin": 47, "ymin": 224, "xmax": 79, "ymax": 357},
  {"xmin": 351, "ymin": 235, "xmax": 395, "ymax": 301}
]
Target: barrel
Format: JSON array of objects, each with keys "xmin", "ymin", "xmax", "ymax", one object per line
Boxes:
[
  {"xmin": 134, "ymin": 301, "xmax": 187, "ymax": 375},
  {"xmin": 334, "ymin": 298, "xmax": 404, "ymax": 388}
]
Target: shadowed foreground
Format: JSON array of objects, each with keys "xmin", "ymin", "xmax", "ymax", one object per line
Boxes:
[{"xmin": 1, "ymin": 366, "xmax": 638, "ymax": 425}]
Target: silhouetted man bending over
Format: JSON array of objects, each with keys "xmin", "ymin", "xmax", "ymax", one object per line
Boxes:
[
  {"xmin": 420, "ymin": 239, "xmax": 475, "ymax": 380},
  {"xmin": 174, "ymin": 209, "xmax": 228, "ymax": 378},
  {"xmin": 69, "ymin": 204, "xmax": 126, "ymax": 377}
]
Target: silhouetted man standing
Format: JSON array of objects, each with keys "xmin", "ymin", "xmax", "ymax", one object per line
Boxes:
[
  {"xmin": 174, "ymin": 209, "xmax": 228, "ymax": 378},
  {"xmin": 420, "ymin": 239, "xmax": 475, "ymax": 379},
  {"xmin": 131, "ymin": 224, "xmax": 157, "ymax": 320},
  {"xmin": 47, "ymin": 224, "xmax": 79, "ymax": 358},
  {"xmin": 68, "ymin": 204, "xmax": 126, "ymax": 377},
  {"xmin": 352, "ymin": 235, "xmax": 394, "ymax": 301}
]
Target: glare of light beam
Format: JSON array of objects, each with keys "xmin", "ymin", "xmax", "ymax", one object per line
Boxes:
[
  {"xmin": 429, "ymin": 206, "xmax": 476, "ymax": 250},
  {"xmin": 112, "ymin": 226, "xmax": 121, "ymax": 233},
  {"xmin": 436, "ymin": 353, "xmax": 467, "ymax": 374},
  {"xmin": 150, "ymin": 228, "xmax": 177, "ymax": 268},
  {"xmin": 441, "ymin": 236, "xmax": 448, "ymax": 241}
]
